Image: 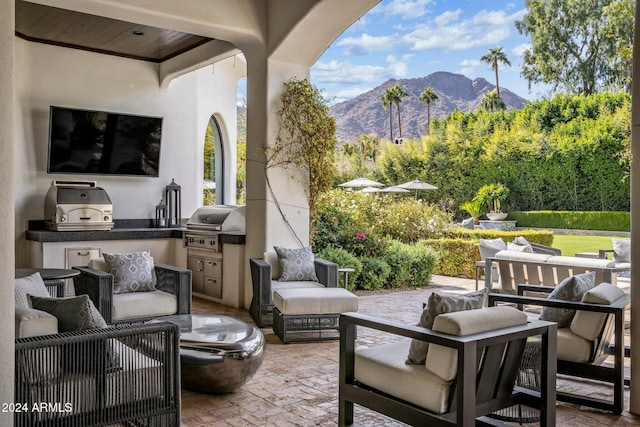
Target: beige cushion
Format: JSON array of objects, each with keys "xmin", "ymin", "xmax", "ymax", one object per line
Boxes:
[
  {"xmin": 425, "ymin": 306, "xmax": 528, "ymax": 382},
  {"xmin": 570, "ymin": 282, "xmax": 625, "ymax": 341},
  {"xmin": 88, "ymin": 257, "xmax": 109, "ymax": 272},
  {"xmin": 507, "ymin": 242, "xmax": 533, "ymax": 253},
  {"xmin": 478, "ymin": 238, "xmax": 507, "ymax": 261},
  {"xmin": 271, "ymin": 280, "xmax": 326, "ymax": 301},
  {"xmin": 15, "ymin": 306, "xmax": 58, "ymax": 338},
  {"xmin": 112, "ymin": 290, "xmax": 177, "ymax": 321},
  {"xmin": 495, "ymin": 250, "xmax": 553, "ymax": 263},
  {"xmin": 355, "ymin": 340, "xmax": 451, "ymax": 414},
  {"xmin": 273, "ymin": 288, "xmax": 358, "ymax": 315},
  {"xmin": 547, "ymin": 255, "xmax": 616, "ymax": 269},
  {"xmin": 557, "ymin": 327, "xmax": 592, "ymax": 363}
]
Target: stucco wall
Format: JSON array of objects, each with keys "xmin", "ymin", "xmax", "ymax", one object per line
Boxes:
[{"xmin": 14, "ymin": 38, "xmax": 243, "ymax": 267}]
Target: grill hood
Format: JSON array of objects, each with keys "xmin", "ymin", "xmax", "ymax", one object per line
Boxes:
[{"xmin": 186, "ymin": 205, "xmax": 245, "ymax": 233}]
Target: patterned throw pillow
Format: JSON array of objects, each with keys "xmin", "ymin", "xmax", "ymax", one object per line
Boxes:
[
  {"xmin": 406, "ymin": 288, "xmax": 489, "ymax": 365},
  {"xmin": 15, "ymin": 272, "xmax": 50, "ymax": 308},
  {"xmin": 612, "ymin": 238, "xmax": 630, "ymax": 262},
  {"xmin": 539, "ymin": 271, "xmax": 596, "ymax": 327},
  {"xmin": 103, "ymin": 251, "xmax": 156, "ymax": 294},
  {"xmin": 273, "ymin": 246, "xmax": 318, "ymax": 282},
  {"xmin": 28, "ymin": 294, "xmax": 107, "ymax": 332}
]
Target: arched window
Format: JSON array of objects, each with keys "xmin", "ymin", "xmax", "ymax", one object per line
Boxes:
[{"xmin": 203, "ymin": 116, "xmax": 224, "ymax": 205}]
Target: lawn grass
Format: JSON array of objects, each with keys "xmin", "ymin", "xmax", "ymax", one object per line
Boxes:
[{"xmin": 551, "ymin": 234, "xmax": 628, "ymax": 257}]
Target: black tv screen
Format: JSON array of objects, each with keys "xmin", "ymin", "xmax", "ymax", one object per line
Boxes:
[{"xmin": 47, "ymin": 106, "xmax": 163, "ymax": 177}]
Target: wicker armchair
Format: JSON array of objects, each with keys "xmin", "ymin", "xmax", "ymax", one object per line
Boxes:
[
  {"xmin": 249, "ymin": 252, "xmax": 338, "ymax": 327},
  {"xmin": 73, "ymin": 262, "xmax": 192, "ymax": 324},
  {"xmin": 15, "ymin": 321, "xmax": 181, "ymax": 427}
]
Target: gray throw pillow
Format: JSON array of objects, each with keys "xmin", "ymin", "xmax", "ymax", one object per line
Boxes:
[
  {"xmin": 103, "ymin": 251, "xmax": 156, "ymax": 294},
  {"xmin": 406, "ymin": 288, "xmax": 489, "ymax": 365},
  {"xmin": 15, "ymin": 272, "xmax": 51, "ymax": 308},
  {"xmin": 28, "ymin": 294, "xmax": 107, "ymax": 332},
  {"xmin": 274, "ymin": 246, "xmax": 318, "ymax": 282},
  {"xmin": 539, "ymin": 271, "xmax": 596, "ymax": 327}
]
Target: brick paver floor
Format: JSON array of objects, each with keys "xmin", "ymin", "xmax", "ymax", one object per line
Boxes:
[{"xmin": 181, "ymin": 275, "xmax": 640, "ymax": 426}]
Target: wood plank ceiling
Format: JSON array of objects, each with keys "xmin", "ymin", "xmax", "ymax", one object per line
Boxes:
[{"xmin": 15, "ymin": 0, "xmax": 214, "ymax": 63}]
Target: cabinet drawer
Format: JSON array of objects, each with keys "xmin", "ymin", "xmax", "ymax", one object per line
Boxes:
[
  {"xmin": 204, "ymin": 276, "xmax": 222, "ymax": 299},
  {"xmin": 203, "ymin": 258, "xmax": 222, "ymax": 277}
]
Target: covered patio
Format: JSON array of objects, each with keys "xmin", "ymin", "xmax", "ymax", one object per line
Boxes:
[{"xmin": 184, "ymin": 275, "xmax": 638, "ymax": 426}]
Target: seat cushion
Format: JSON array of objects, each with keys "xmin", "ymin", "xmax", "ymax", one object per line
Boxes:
[
  {"xmin": 112, "ymin": 290, "xmax": 177, "ymax": 321},
  {"xmin": 273, "ymin": 288, "xmax": 358, "ymax": 315},
  {"xmin": 557, "ymin": 327, "xmax": 593, "ymax": 363},
  {"xmin": 355, "ymin": 339, "xmax": 451, "ymax": 414},
  {"xmin": 15, "ymin": 306, "xmax": 58, "ymax": 338},
  {"xmin": 406, "ymin": 288, "xmax": 488, "ymax": 365},
  {"xmin": 270, "ymin": 280, "xmax": 326, "ymax": 301}
]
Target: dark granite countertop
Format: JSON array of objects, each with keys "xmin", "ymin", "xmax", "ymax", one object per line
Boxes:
[{"xmin": 26, "ymin": 219, "xmax": 245, "ymax": 244}]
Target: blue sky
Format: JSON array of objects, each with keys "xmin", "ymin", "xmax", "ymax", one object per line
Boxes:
[{"xmin": 310, "ymin": 0, "xmax": 550, "ymax": 105}]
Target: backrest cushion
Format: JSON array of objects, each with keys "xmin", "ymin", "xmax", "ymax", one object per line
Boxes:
[
  {"xmin": 426, "ymin": 306, "xmax": 528, "ymax": 381},
  {"xmin": 406, "ymin": 288, "xmax": 488, "ymax": 365},
  {"xmin": 273, "ymin": 246, "xmax": 318, "ymax": 282},
  {"xmin": 15, "ymin": 273, "xmax": 50, "ymax": 308},
  {"xmin": 570, "ymin": 282, "xmax": 625, "ymax": 341},
  {"xmin": 264, "ymin": 251, "xmax": 281, "ymax": 280},
  {"xmin": 539, "ymin": 271, "xmax": 596, "ymax": 327},
  {"xmin": 103, "ymin": 251, "xmax": 156, "ymax": 294},
  {"xmin": 478, "ymin": 238, "xmax": 507, "ymax": 261},
  {"xmin": 612, "ymin": 238, "xmax": 631, "ymax": 263},
  {"xmin": 29, "ymin": 294, "xmax": 108, "ymax": 332},
  {"xmin": 507, "ymin": 242, "xmax": 533, "ymax": 253},
  {"xmin": 88, "ymin": 257, "xmax": 109, "ymax": 272}
]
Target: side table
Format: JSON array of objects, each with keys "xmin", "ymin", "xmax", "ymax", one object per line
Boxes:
[{"xmin": 338, "ymin": 267, "xmax": 355, "ymax": 289}]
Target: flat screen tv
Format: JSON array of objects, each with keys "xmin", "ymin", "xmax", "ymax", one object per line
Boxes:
[{"xmin": 47, "ymin": 106, "xmax": 163, "ymax": 177}]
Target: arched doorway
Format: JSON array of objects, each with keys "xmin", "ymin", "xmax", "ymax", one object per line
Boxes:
[{"xmin": 203, "ymin": 115, "xmax": 224, "ymax": 205}]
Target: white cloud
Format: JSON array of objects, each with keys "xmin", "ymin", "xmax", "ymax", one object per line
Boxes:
[
  {"xmin": 403, "ymin": 8, "xmax": 525, "ymax": 52},
  {"xmin": 511, "ymin": 43, "xmax": 530, "ymax": 59},
  {"xmin": 457, "ymin": 59, "xmax": 482, "ymax": 77},
  {"xmin": 378, "ymin": 0, "xmax": 434, "ymax": 20},
  {"xmin": 386, "ymin": 54, "xmax": 414, "ymax": 77},
  {"xmin": 311, "ymin": 60, "xmax": 389, "ymax": 85},
  {"xmin": 336, "ymin": 33, "xmax": 397, "ymax": 55}
]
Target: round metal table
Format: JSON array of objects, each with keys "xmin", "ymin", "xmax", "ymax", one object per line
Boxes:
[
  {"xmin": 156, "ymin": 314, "xmax": 265, "ymax": 394},
  {"xmin": 15, "ymin": 268, "xmax": 80, "ymax": 280}
]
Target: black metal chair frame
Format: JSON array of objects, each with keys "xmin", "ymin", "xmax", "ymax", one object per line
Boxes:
[
  {"xmin": 489, "ymin": 286, "xmax": 629, "ymax": 414},
  {"xmin": 15, "ymin": 321, "xmax": 181, "ymax": 427},
  {"xmin": 249, "ymin": 257, "xmax": 338, "ymax": 327},
  {"xmin": 339, "ymin": 311, "xmax": 557, "ymax": 427},
  {"xmin": 73, "ymin": 263, "xmax": 192, "ymax": 324}
]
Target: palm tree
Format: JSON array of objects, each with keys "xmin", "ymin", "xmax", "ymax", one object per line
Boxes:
[
  {"xmin": 480, "ymin": 89, "xmax": 506, "ymax": 113},
  {"xmin": 481, "ymin": 47, "xmax": 511, "ymax": 97},
  {"xmin": 381, "ymin": 88, "xmax": 395, "ymax": 141},
  {"xmin": 418, "ymin": 87, "xmax": 438, "ymax": 135},
  {"xmin": 390, "ymin": 84, "xmax": 409, "ymax": 139}
]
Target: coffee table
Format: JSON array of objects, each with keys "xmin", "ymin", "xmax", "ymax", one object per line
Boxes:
[{"xmin": 155, "ymin": 314, "xmax": 265, "ymax": 394}]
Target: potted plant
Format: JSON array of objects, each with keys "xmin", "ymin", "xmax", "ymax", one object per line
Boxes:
[
  {"xmin": 460, "ymin": 199, "xmax": 485, "ymax": 226},
  {"xmin": 475, "ymin": 183, "xmax": 510, "ymax": 220}
]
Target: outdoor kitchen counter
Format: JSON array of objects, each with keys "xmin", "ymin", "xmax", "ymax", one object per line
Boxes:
[{"xmin": 26, "ymin": 227, "xmax": 246, "ymax": 244}]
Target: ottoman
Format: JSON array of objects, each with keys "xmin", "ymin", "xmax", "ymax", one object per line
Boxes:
[{"xmin": 273, "ymin": 287, "xmax": 358, "ymax": 343}]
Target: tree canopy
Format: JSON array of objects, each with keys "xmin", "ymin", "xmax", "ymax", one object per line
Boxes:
[{"xmin": 516, "ymin": 0, "xmax": 634, "ymax": 94}]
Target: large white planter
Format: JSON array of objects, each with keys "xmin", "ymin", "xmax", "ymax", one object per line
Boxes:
[{"xmin": 486, "ymin": 212, "xmax": 508, "ymax": 221}]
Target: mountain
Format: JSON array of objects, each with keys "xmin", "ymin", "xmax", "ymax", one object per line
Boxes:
[{"xmin": 329, "ymin": 71, "xmax": 528, "ymax": 143}]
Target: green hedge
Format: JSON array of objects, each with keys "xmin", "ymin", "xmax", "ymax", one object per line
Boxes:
[
  {"xmin": 444, "ymin": 228, "xmax": 555, "ymax": 247},
  {"xmin": 509, "ymin": 211, "xmax": 630, "ymax": 232}
]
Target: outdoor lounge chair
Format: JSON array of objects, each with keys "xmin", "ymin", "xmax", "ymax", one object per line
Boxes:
[
  {"xmin": 73, "ymin": 254, "xmax": 192, "ymax": 324},
  {"xmin": 489, "ymin": 282, "xmax": 629, "ymax": 414},
  {"xmin": 249, "ymin": 250, "xmax": 338, "ymax": 327},
  {"xmin": 339, "ymin": 306, "xmax": 557, "ymax": 426}
]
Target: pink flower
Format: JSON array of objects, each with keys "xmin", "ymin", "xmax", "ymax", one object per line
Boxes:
[{"xmin": 356, "ymin": 232, "xmax": 364, "ymax": 240}]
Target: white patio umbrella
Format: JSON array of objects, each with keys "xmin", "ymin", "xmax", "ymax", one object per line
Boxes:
[
  {"xmin": 379, "ymin": 186, "xmax": 410, "ymax": 193},
  {"xmin": 339, "ymin": 177, "xmax": 384, "ymax": 188},
  {"xmin": 397, "ymin": 178, "xmax": 438, "ymax": 198},
  {"xmin": 358, "ymin": 186, "xmax": 384, "ymax": 193}
]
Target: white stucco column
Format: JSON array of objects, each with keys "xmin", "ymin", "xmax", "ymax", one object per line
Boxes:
[
  {"xmin": 243, "ymin": 53, "xmax": 311, "ymax": 307},
  {"xmin": 629, "ymin": 0, "xmax": 640, "ymax": 414},
  {"xmin": 0, "ymin": 0, "xmax": 15, "ymax": 424}
]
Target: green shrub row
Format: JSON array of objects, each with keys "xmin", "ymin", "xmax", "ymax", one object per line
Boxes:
[{"xmin": 508, "ymin": 211, "xmax": 630, "ymax": 232}]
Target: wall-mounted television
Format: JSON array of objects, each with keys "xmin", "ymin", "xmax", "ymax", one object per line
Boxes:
[{"xmin": 47, "ymin": 106, "xmax": 163, "ymax": 177}]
